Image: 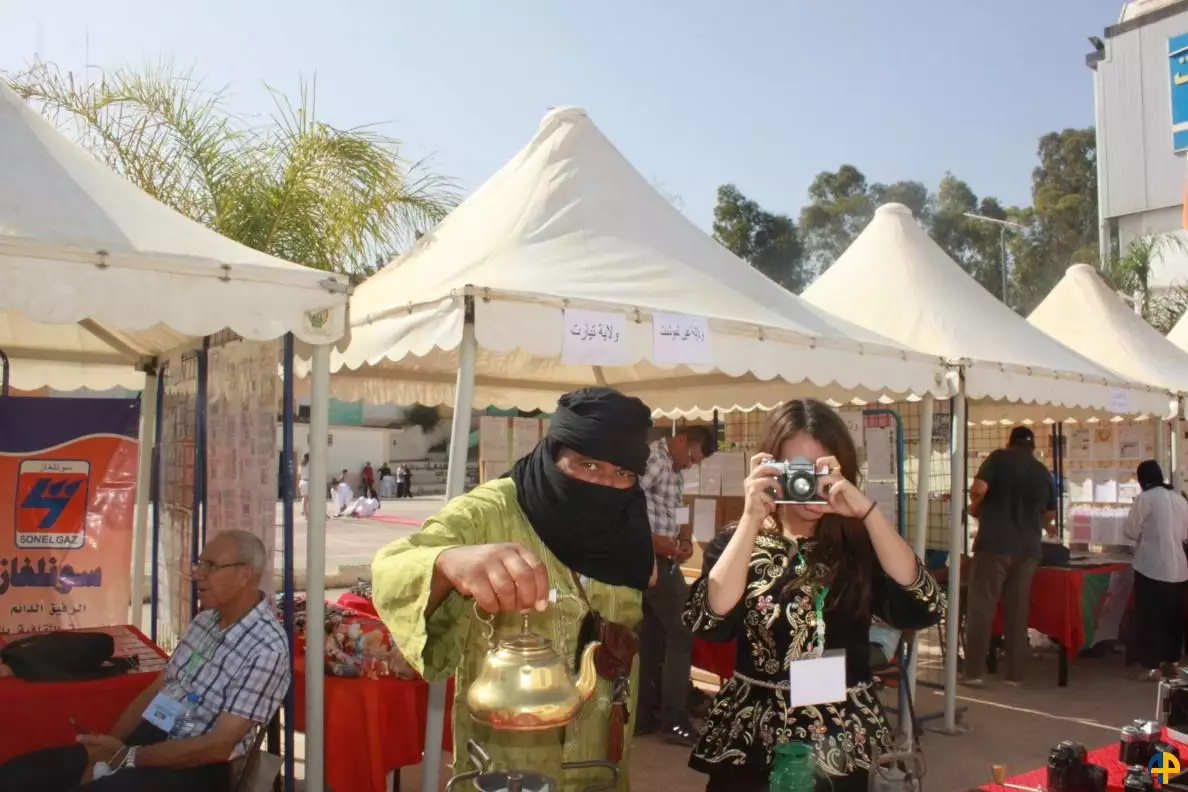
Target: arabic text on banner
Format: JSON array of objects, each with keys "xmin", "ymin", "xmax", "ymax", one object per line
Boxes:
[
  {"xmin": 560, "ymin": 308, "xmax": 630, "ymax": 366},
  {"xmin": 651, "ymin": 312, "xmax": 711, "ymax": 366},
  {"xmin": 0, "ymin": 397, "xmax": 140, "ymax": 636}
]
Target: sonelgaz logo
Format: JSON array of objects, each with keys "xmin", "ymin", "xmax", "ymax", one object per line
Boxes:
[{"xmin": 15, "ymin": 459, "xmax": 90, "ymax": 550}]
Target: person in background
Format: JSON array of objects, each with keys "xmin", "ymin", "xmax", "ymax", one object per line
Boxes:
[
  {"xmin": 334, "ymin": 472, "xmax": 354, "ymax": 517},
  {"xmin": 395, "ymin": 464, "xmax": 409, "ymax": 499},
  {"xmin": 298, "ymin": 453, "xmax": 310, "ymax": 518},
  {"xmin": 402, "ymin": 465, "xmax": 414, "ymax": 498},
  {"xmin": 361, "ymin": 462, "xmax": 375, "ymax": 497},
  {"xmin": 370, "ymin": 387, "xmax": 658, "ymax": 791},
  {"xmin": 1124, "ymin": 459, "xmax": 1188, "ymax": 680},
  {"xmin": 0, "ymin": 531, "xmax": 288, "ymax": 791},
  {"xmin": 378, "ymin": 461, "xmax": 393, "ymax": 498},
  {"xmin": 682, "ymin": 399, "xmax": 944, "ymax": 792},
  {"xmin": 962, "ymin": 426, "xmax": 1056, "ymax": 687},
  {"xmin": 345, "ymin": 485, "xmax": 383, "ymax": 518},
  {"xmin": 637, "ymin": 425, "xmax": 715, "ymax": 745}
]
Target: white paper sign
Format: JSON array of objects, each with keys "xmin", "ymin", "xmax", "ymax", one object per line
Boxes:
[
  {"xmin": 652, "ymin": 312, "xmax": 711, "ymax": 366},
  {"xmin": 788, "ymin": 650, "xmax": 847, "ymax": 707},
  {"xmin": 692, "ymin": 498, "xmax": 718, "ymax": 542},
  {"xmin": 562, "ymin": 308, "xmax": 630, "ymax": 365},
  {"xmin": 866, "ymin": 426, "xmax": 895, "ymax": 478},
  {"xmin": 1108, "ymin": 387, "xmax": 1130, "ymax": 415},
  {"xmin": 839, "ymin": 411, "xmax": 865, "ymax": 449}
]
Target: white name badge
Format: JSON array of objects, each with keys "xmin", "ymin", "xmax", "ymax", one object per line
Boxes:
[
  {"xmin": 788, "ymin": 649, "xmax": 847, "ymax": 708},
  {"xmin": 143, "ymin": 692, "xmax": 188, "ymax": 733},
  {"xmin": 676, "ymin": 506, "xmax": 691, "ymax": 525}
]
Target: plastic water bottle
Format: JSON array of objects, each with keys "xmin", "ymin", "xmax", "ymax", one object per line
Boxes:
[{"xmin": 170, "ymin": 693, "xmax": 204, "ymax": 739}]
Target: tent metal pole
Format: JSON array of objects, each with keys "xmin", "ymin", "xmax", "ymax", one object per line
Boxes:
[
  {"xmin": 304, "ymin": 343, "xmax": 331, "ymax": 792},
  {"xmin": 150, "ymin": 368, "xmax": 165, "ymax": 644},
  {"xmin": 944, "ymin": 375, "xmax": 966, "ymax": 733},
  {"xmin": 281, "ymin": 334, "xmax": 297, "ymax": 792},
  {"xmin": 907, "ymin": 393, "xmax": 934, "ymax": 714},
  {"xmin": 424, "ymin": 296, "xmax": 478, "ymax": 792},
  {"xmin": 130, "ymin": 367, "xmax": 158, "ymax": 629}
]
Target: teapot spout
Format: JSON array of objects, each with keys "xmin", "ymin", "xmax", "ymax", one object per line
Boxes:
[{"xmin": 575, "ymin": 641, "xmax": 602, "ymax": 702}]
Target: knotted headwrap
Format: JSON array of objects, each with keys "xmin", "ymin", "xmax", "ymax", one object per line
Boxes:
[{"xmin": 509, "ymin": 387, "xmax": 655, "ymax": 590}]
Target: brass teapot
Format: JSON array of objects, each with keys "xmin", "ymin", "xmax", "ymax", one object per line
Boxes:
[{"xmin": 467, "ymin": 608, "xmax": 601, "ymax": 732}]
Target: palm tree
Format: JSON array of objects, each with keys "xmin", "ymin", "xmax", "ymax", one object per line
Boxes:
[
  {"xmin": 6, "ymin": 60, "xmax": 458, "ymax": 277},
  {"xmin": 1100, "ymin": 233, "xmax": 1186, "ymax": 318}
]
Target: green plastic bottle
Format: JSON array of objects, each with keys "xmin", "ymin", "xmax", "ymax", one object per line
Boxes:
[{"xmin": 769, "ymin": 741, "xmax": 815, "ymax": 792}]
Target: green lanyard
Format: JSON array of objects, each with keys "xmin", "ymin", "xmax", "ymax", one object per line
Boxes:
[{"xmin": 796, "ymin": 551, "xmax": 829, "ymax": 657}]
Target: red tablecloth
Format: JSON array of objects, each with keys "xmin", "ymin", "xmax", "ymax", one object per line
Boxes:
[
  {"xmin": 979, "ymin": 728, "xmax": 1187, "ymax": 792},
  {"xmin": 692, "ymin": 638, "xmax": 736, "ymax": 679},
  {"xmin": 992, "ymin": 563, "xmax": 1130, "ymax": 658},
  {"xmin": 0, "ymin": 624, "xmax": 168, "ymax": 765},
  {"xmin": 291, "ymin": 592, "xmax": 455, "ymax": 792}
]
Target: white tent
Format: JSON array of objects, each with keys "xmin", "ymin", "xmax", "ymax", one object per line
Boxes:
[
  {"xmin": 1167, "ymin": 299, "xmax": 1188, "ymax": 353},
  {"xmin": 800, "ymin": 203, "xmax": 1170, "ymax": 419},
  {"xmin": 0, "ymin": 84, "xmax": 348, "ymax": 388},
  {"xmin": 1029, "ymin": 264, "xmax": 1188, "ymax": 408},
  {"xmin": 332, "ymin": 106, "xmax": 953, "ymax": 789},
  {"xmin": 0, "ymin": 83, "xmax": 347, "ymax": 792},
  {"xmin": 327, "ymin": 107, "xmax": 950, "ymax": 414}
]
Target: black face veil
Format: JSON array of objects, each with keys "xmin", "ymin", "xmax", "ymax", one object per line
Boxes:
[{"xmin": 508, "ymin": 388, "xmax": 655, "ymax": 591}]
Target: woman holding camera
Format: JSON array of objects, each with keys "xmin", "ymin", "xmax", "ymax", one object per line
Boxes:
[{"xmin": 682, "ymin": 399, "xmax": 946, "ymax": 792}]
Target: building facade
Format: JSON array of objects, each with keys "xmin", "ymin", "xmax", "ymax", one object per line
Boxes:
[{"xmin": 1089, "ymin": 0, "xmax": 1188, "ymax": 288}]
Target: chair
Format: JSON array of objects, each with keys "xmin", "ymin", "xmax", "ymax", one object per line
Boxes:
[
  {"xmin": 229, "ymin": 720, "xmax": 281, "ymax": 792},
  {"xmin": 870, "ymin": 630, "xmax": 920, "ymax": 739}
]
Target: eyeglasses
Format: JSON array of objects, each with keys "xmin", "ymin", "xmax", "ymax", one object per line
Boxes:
[{"xmin": 191, "ymin": 560, "xmax": 248, "ymax": 575}]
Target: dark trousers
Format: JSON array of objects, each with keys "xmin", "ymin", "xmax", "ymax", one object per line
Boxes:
[
  {"xmin": 638, "ymin": 556, "xmax": 693, "ymax": 729},
  {"xmin": 1132, "ymin": 571, "xmax": 1185, "ymax": 670},
  {"xmin": 0, "ymin": 723, "xmax": 231, "ymax": 792},
  {"xmin": 964, "ymin": 553, "xmax": 1038, "ymax": 682}
]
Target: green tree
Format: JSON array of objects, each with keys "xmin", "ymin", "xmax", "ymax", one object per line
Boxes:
[
  {"xmin": 712, "ymin": 184, "xmax": 807, "ymax": 291},
  {"xmin": 1101, "ymin": 234, "xmax": 1188, "ymax": 323},
  {"xmin": 1009, "ymin": 128, "xmax": 1100, "ymax": 314},
  {"xmin": 927, "ymin": 173, "xmax": 1019, "ymax": 297},
  {"xmin": 6, "ymin": 60, "xmax": 458, "ymax": 277},
  {"xmin": 797, "ymin": 166, "xmax": 934, "ymax": 274}
]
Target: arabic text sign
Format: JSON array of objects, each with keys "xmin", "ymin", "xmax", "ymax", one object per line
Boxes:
[
  {"xmin": 0, "ymin": 397, "xmax": 140, "ymax": 635},
  {"xmin": 561, "ymin": 308, "xmax": 630, "ymax": 366},
  {"xmin": 1170, "ymin": 33, "xmax": 1188, "ymax": 152},
  {"xmin": 651, "ymin": 312, "xmax": 711, "ymax": 366}
]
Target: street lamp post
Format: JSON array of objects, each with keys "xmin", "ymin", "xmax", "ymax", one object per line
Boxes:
[{"xmin": 964, "ymin": 212, "xmax": 1025, "ymax": 305}]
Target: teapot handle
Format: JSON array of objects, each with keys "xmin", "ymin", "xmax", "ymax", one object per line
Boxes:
[{"xmin": 472, "ymin": 602, "xmax": 496, "ymax": 645}]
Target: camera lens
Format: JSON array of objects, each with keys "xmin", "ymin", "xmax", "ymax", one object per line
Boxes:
[{"xmin": 791, "ymin": 476, "xmax": 813, "ymax": 497}]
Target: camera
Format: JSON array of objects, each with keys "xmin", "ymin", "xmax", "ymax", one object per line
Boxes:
[
  {"xmin": 1047, "ymin": 741, "xmax": 1107, "ymax": 792},
  {"xmin": 771, "ymin": 457, "xmax": 828, "ymax": 505}
]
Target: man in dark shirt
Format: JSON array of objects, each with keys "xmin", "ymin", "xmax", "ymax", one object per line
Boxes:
[{"xmin": 962, "ymin": 426, "xmax": 1057, "ymax": 686}]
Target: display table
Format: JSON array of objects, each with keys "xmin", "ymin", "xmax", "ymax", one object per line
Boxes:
[
  {"xmin": 293, "ymin": 655, "xmax": 454, "ymax": 792},
  {"xmin": 991, "ymin": 562, "xmax": 1131, "ymax": 686},
  {"xmin": 1069, "ymin": 506, "xmax": 1133, "ymax": 547},
  {"xmin": 0, "ymin": 624, "xmax": 168, "ymax": 764},
  {"xmin": 290, "ymin": 592, "xmax": 456, "ymax": 792},
  {"xmin": 979, "ymin": 727, "xmax": 1187, "ymax": 792}
]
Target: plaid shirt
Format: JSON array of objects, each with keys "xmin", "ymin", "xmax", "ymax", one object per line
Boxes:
[
  {"xmin": 161, "ymin": 595, "xmax": 290, "ymax": 757},
  {"xmin": 642, "ymin": 439, "xmax": 682, "ymax": 538}
]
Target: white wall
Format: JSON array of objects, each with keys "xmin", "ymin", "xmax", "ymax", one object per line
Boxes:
[
  {"xmin": 283, "ymin": 424, "xmax": 390, "ymax": 491},
  {"xmin": 1098, "ymin": 9, "xmax": 1188, "ymax": 219}
]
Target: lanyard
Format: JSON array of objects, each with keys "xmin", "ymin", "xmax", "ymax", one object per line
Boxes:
[{"xmin": 796, "ymin": 551, "xmax": 829, "ymax": 657}]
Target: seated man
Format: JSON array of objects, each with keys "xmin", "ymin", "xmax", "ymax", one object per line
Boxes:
[
  {"xmin": 0, "ymin": 529, "xmax": 289, "ymax": 792},
  {"xmin": 345, "ymin": 489, "xmax": 381, "ymax": 518}
]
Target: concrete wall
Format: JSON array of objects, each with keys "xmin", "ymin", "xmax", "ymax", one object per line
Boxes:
[{"xmin": 1097, "ymin": 8, "xmax": 1188, "ymax": 220}]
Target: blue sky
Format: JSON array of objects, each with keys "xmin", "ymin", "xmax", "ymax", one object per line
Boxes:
[{"xmin": 0, "ymin": 0, "xmax": 1125, "ymax": 231}]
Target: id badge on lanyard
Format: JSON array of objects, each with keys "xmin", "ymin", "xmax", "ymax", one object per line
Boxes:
[{"xmin": 788, "ymin": 582, "xmax": 847, "ymax": 708}]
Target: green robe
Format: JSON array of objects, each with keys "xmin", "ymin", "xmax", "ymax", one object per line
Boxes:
[{"xmin": 371, "ymin": 478, "xmax": 644, "ymax": 792}]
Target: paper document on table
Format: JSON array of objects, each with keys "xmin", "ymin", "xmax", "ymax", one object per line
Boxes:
[
  {"xmin": 865, "ymin": 427, "xmax": 894, "ymax": 478},
  {"xmin": 1067, "ymin": 471, "xmax": 1094, "ymax": 503},
  {"xmin": 698, "ymin": 453, "xmax": 723, "ymax": 497},
  {"xmin": 1093, "ymin": 478, "xmax": 1118, "ymax": 503},
  {"xmin": 692, "ymin": 498, "xmax": 718, "ymax": 542},
  {"xmin": 718, "ymin": 452, "xmax": 746, "ymax": 496}
]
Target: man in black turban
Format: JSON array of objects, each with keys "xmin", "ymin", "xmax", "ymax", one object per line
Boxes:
[{"xmin": 370, "ymin": 387, "xmax": 657, "ymax": 789}]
